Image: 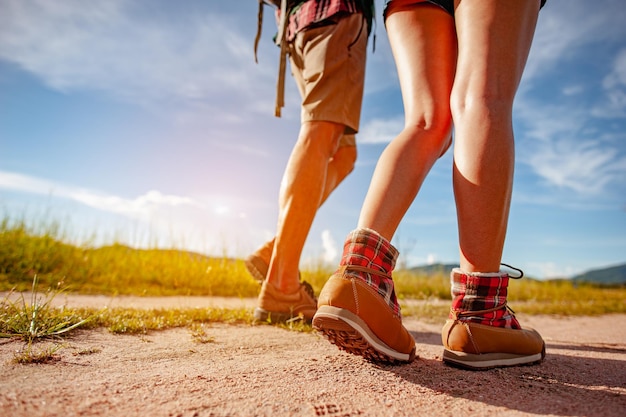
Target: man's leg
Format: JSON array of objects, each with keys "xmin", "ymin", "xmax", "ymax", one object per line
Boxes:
[
  {"xmin": 253, "ymin": 120, "xmax": 346, "ymax": 323},
  {"xmin": 268, "ymin": 120, "xmax": 345, "ymax": 295},
  {"xmin": 244, "ymin": 141, "xmax": 355, "ymax": 284},
  {"xmin": 322, "ymin": 141, "xmax": 357, "ymax": 206},
  {"xmin": 247, "ymin": 13, "xmax": 366, "ymax": 287}
]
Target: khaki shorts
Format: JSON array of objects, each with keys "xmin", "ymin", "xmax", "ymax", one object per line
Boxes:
[{"xmin": 288, "ymin": 13, "xmax": 368, "ymax": 147}]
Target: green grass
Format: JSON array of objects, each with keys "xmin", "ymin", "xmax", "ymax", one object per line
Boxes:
[
  {"xmin": 1, "ymin": 215, "xmax": 625, "ymax": 349},
  {"xmin": 0, "ymin": 217, "xmax": 260, "ymax": 297},
  {"xmin": 0, "ymin": 286, "xmax": 257, "ymax": 363},
  {"xmin": 0, "ymin": 275, "xmax": 92, "ymax": 343},
  {"xmin": 12, "ymin": 343, "xmax": 65, "ymax": 364}
]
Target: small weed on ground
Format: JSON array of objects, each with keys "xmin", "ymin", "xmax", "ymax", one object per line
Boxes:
[
  {"xmin": 12, "ymin": 342, "xmax": 65, "ymax": 364},
  {"xmin": 0, "ymin": 275, "xmax": 92, "ymax": 343},
  {"xmin": 189, "ymin": 323, "xmax": 215, "ymax": 344},
  {"xmin": 1, "ymin": 275, "xmax": 94, "ymax": 363}
]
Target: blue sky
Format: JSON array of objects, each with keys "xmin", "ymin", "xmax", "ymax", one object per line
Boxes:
[{"xmin": 1, "ymin": 0, "xmax": 625, "ymax": 279}]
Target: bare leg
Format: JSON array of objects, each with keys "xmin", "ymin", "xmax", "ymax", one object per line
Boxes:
[
  {"xmin": 357, "ymin": 4, "xmax": 456, "ymax": 239},
  {"xmin": 451, "ymin": 0, "xmax": 540, "ymax": 273},
  {"xmin": 268, "ymin": 120, "xmax": 345, "ymax": 293},
  {"xmin": 248, "ymin": 140, "xmax": 355, "ymax": 282}
]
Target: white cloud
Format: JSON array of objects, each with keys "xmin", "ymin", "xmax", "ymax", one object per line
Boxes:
[
  {"xmin": 562, "ymin": 85, "xmax": 584, "ymax": 96},
  {"xmin": 525, "ymin": 138, "xmax": 625, "ymax": 194},
  {"xmin": 321, "ymin": 229, "xmax": 338, "ymax": 264},
  {"xmin": 603, "ymin": 49, "xmax": 626, "ymax": 88},
  {"xmin": 514, "ymin": 49, "xmax": 626, "ymax": 201},
  {"xmin": 71, "ymin": 189, "xmax": 201, "ymax": 217},
  {"xmin": 512, "ymin": 1, "xmax": 626, "ymax": 200},
  {"xmin": 358, "ymin": 116, "xmax": 403, "ymax": 144},
  {"xmin": 0, "ymin": 170, "xmax": 202, "ymax": 217},
  {"xmin": 595, "ymin": 48, "xmax": 626, "ymax": 118},
  {"xmin": 516, "ymin": 96, "xmax": 626, "ymax": 197},
  {"xmin": 0, "ymin": 0, "xmax": 276, "ymax": 111},
  {"xmin": 0, "ymin": 170, "xmax": 272, "ymax": 257},
  {"xmin": 526, "ymin": 262, "xmax": 576, "ymax": 280},
  {"xmin": 0, "ymin": 171, "xmax": 58, "ymax": 194},
  {"xmin": 524, "ymin": 0, "xmax": 626, "ymax": 85},
  {"xmin": 512, "ymin": 190, "xmax": 619, "ymax": 212}
]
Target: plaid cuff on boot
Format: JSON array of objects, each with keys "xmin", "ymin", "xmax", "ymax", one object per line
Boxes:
[
  {"xmin": 340, "ymin": 228, "xmax": 401, "ymax": 317},
  {"xmin": 450, "ymin": 269, "xmax": 521, "ymax": 329}
]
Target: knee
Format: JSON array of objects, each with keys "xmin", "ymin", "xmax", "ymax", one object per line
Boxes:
[
  {"xmin": 403, "ymin": 112, "xmax": 453, "ymax": 156},
  {"xmin": 450, "ymin": 87, "xmax": 515, "ymax": 125},
  {"xmin": 298, "ymin": 121, "xmax": 345, "ymax": 157}
]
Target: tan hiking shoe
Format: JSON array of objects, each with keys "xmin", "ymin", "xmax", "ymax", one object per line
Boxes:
[
  {"xmin": 443, "ymin": 267, "xmax": 546, "ymax": 369},
  {"xmin": 244, "ymin": 239, "xmax": 274, "ymax": 283},
  {"xmin": 313, "ymin": 266, "xmax": 416, "ymax": 364},
  {"xmin": 244, "ymin": 238, "xmax": 301, "ymax": 284},
  {"xmin": 254, "ymin": 280, "xmax": 317, "ymax": 323},
  {"xmin": 442, "ymin": 316, "xmax": 545, "ymax": 370}
]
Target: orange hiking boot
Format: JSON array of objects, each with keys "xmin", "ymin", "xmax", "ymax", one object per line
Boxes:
[
  {"xmin": 245, "ymin": 238, "xmax": 301, "ymax": 284},
  {"xmin": 313, "ymin": 229, "xmax": 416, "ymax": 364},
  {"xmin": 254, "ymin": 280, "xmax": 317, "ymax": 324},
  {"xmin": 244, "ymin": 238, "xmax": 275, "ymax": 283},
  {"xmin": 441, "ymin": 268, "xmax": 545, "ymax": 369}
]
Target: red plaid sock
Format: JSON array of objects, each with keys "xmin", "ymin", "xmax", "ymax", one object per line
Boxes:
[
  {"xmin": 338, "ymin": 228, "xmax": 401, "ymax": 317},
  {"xmin": 450, "ymin": 268, "xmax": 521, "ymax": 329}
]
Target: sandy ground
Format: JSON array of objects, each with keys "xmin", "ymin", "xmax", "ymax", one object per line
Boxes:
[{"xmin": 0, "ymin": 294, "xmax": 625, "ymax": 417}]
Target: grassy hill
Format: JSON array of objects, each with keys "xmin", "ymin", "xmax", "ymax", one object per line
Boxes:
[
  {"xmin": 572, "ymin": 263, "xmax": 626, "ymax": 286},
  {"xmin": 407, "ymin": 263, "xmax": 457, "ymax": 277},
  {"xmin": 408, "ymin": 262, "xmax": 626, "ymax": 287}
]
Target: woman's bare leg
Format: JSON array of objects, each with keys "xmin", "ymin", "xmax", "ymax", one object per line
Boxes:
[
  {"xmin": 451, "ymin": 0, "xmax": 541, "ymax": 273},
  {"xmin": 357, "ymin": 4, "xmax": 456, "ymax": 239}
]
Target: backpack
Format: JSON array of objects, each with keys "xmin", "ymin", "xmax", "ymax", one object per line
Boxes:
[{"xmin": 253, "ymin": 0, "xmax": 374, "ymax": 118}]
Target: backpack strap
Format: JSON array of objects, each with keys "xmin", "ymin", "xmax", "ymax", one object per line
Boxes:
[
  {"xmin": 254, "ymin": 0, "xmax": 291, "ymax": 117},
  {"xmin": 254, "ymin": 0, "xmax": 283, "ymax": 63},
  {"xmin": 253, "ymin": 0, "xmax": 264, "ymax": 64},
  {"xmin": 274, "ymin": 0, "xmax": 290, "ymax": 117}
]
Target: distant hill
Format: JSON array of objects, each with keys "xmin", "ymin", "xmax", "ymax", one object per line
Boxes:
[
  {"xmin": 408, "ymin": 262, "xmax": 626, "ymax": 286},
  {"xmin": 571, "ymin": 263, "xmax": 626, "ymax": 286},
  {"xmin": 407, "ymin": 263, "xmax": 458, "ymax": 277}
]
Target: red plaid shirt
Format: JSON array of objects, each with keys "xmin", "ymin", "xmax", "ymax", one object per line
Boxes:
[{"xmin": 285, "ymin": 0, "xmax": 372, "ymax": 41}]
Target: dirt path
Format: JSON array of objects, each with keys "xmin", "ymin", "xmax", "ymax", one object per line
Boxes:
[{"xmin": 1, "ymin": 295, "xmax": 625, "ymax": 417}]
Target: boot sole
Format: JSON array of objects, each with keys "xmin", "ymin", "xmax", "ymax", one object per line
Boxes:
[
  {"xmin": 313, "ymin": 306, "xmax": 416, "ymax": 364},
  {"xmin": 443, "ymin": 343, "xmax": 546, "ymax": 370}
]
